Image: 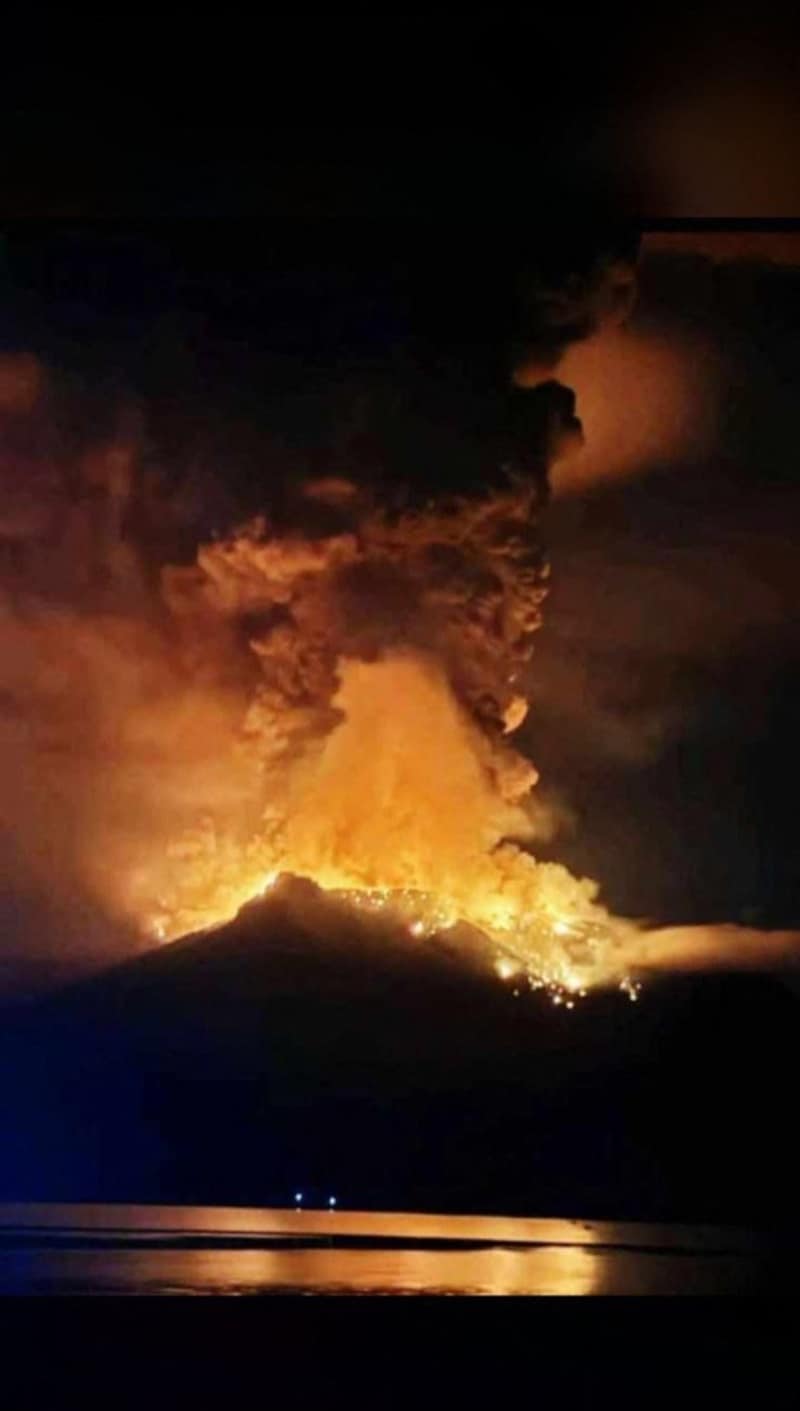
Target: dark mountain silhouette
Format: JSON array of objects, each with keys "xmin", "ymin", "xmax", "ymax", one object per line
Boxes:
[{"xmin": 1, "ymin": 876, "xmax": 798, "ymax": 1225}]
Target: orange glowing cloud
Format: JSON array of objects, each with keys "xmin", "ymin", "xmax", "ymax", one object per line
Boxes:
[{"xmin": 548, "ymin": 324, "xmax": 717, "ymax": 498}]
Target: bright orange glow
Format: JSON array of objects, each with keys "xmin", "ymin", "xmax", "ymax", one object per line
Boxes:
[
  {"xmin": 92, "ymin": 489, "xmax": 641, "ymax": 994},
  {"xmin": 548, "ymin": 326, "xmax": 716, "ymax": 498},
  {"xmin": 133, "ymin": 643, "xmax": 640, "ymax": 995},
  {"xmin": 4, "ymin": 358, "xmax": 796, "ymax": 996},
  {"xmin": 115, "ymin": 509, "xmax": 797, "ymax": 996}
]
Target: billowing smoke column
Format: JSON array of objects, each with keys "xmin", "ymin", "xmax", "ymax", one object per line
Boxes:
[
  {"xmin": 0, "ymin": 325, "xmax": 635, "ymax": 993},
  {"xmin": 1, "ymin": 232, "xmax": 796, "ymax": 996},
  {"xmin": 141, "ymin": 478, "xmax": 641, "ymax": 995}
]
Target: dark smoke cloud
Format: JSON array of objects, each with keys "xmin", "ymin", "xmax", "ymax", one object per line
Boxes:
[
  {"xmin": 1, "ymin": 231, "xmax": 798, "ymax": 991},
  {"xmin": 510, "ymin": 236, "xmax": 640, "ymax": 388},
  {"xmin": 525, "ymin": 241, "xmax": 800, "ymax": 927}
]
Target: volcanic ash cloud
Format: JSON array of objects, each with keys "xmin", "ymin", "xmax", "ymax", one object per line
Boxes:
[{"xmin": 119, "ymin": 490, "xmax": 644, "ymax": 996}]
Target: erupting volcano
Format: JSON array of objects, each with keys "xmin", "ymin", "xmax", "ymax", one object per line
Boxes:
[
  {"xmin": 2, "ymin": 226, "xmax": 797, "ymax": 1004},
  {"xmin": 113, "ymin": 473, "xmax": 646, "ymax": 999}
]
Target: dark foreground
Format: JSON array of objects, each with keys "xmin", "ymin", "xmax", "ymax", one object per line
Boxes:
[
  {"xmin": 3, "ymin": 886, "xmax": 800, "ymax": 1227},
  {"xmin": 0, "ymin": 1205, "xmax": 792, "ymax": 1294}
]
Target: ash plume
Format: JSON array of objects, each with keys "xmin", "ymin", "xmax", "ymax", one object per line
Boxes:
[
  {"xmin": 510, "ymin": 235, "xmax": 640, "ymax": 388},
  {"xmin": 1, "ymin": 342, "xmax": 602, "ymax": 990},
  {"xmin": 2, "ymin": 228, "xmax": 799, "ymax": 996}
]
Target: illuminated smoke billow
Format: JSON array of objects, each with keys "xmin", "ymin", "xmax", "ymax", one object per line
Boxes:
[
  {"xmin": 139, "ymin": 486, "xmax": 644, "ymax": 995},
  {"xmin": 630, "ymin": 925, "xmax": 800, "ymax": 975},
  {"xmin": 0, "ymin": 345, "xmax": 639, "ymax": 995},
  {"xmin": 1, "ymin": 229, "xmax": 798, "ymax": 1001}
]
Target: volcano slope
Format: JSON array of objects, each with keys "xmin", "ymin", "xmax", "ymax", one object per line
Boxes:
[{"xmin": 1, "ymin": 875, "xmax": 799, "ymax": 1226}]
